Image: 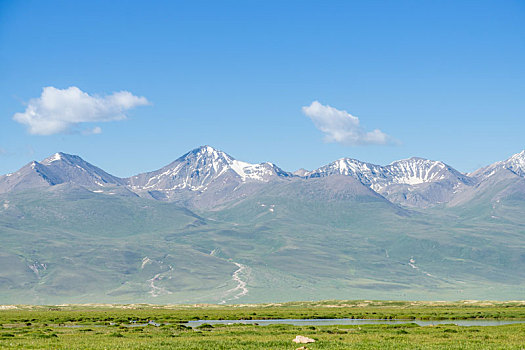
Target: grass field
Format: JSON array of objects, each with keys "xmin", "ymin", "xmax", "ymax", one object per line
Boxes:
[{"xmin": 1, "ymin": 301, "xmax": 525, "ymax": 349}]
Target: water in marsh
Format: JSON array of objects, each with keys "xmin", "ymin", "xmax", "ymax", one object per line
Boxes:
[{"xmin": 186, "ymin": 318, "xmax": 525, "ymax": 327}]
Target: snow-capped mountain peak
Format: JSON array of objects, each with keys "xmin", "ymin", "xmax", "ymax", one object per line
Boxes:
[
  {"xmin": 40, "ymin": 152, "xmax": 86, "ymax": 166},
  {"xmin": 127, "ymin": 146, "xmax": 292, "ymax": 193},
  {"xmin": 306, "ymin": 158, "xmax": 387, "ymax": 186},
  {"xmin": 39, "ymin": 152, "xmax": 124, "ymax": 187},
  {"xmin": 307, "ymin": 156, "xmax": 470, "ymax": 194},
  {"xmin": 470, "ymin": 150, "xmax": 525, "ymax": 179},
  {"xmin": 507, "ymin": 150, "xmax": 525, "ymax": 176},
  {"xmin": 386, "ymin": 157, "xmax": 454, "ymax": 185},
  {"xmin": 182, "ymin": 146, "xmax": 289, "ymax": 182}
]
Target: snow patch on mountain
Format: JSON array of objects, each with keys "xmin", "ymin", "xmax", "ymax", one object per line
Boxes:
[
  {"xmin": 408, "ymin": 258, "xmax": 434, "ymax": 277},
  {"xmin": 40, "ymin": 152, "xmax": 63, "ymax": 165},
  {"xmin": 141, "ymin": 257, "xmax": 152, "ymax": 269},
  {"xmin": 387, "ymin": 158, "xmax": 448, "ymax": 185}
]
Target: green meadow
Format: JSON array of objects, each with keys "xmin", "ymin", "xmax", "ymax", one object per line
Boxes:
[{"xmin": 1, "ymin": 301, "xmax": 524, "ymax": 349}]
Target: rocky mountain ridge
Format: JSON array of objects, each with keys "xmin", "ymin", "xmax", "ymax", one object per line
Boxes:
[{"xmin": 1, "ymin": 146, "xmax": 524, "ymax": 208}]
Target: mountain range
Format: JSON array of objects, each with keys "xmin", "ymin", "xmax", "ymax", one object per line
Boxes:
[
  {"xmin": 0, "ymin": 146, "xmax": 524, "ymax": 303},
  {"xmin": 3, "ymin": 146, "xmax": 523, "ymax": 209}
]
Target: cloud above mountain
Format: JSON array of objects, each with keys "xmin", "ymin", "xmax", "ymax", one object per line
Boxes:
[
  {"xmin": 302, "ymin": 101, "xmax": 391, "ymax": 145},
  {"xmin": 13, "ymin": 86, "xmax": 149, "ymax": 135}
]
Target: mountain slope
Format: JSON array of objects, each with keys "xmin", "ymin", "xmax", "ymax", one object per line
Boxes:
[
  {"xmin": 0, "ymin": 185, "xmax": 238, "ymax": 303},
  {"xmin": 201, "ymin": 173, "xmax": 525, "ymax": 302},
  {"xmin": 450, "ymin": 151, "xmax": 525, "ymax": 208}
]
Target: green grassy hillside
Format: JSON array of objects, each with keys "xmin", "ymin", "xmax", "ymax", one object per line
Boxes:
[{"xmin": 0, "ymin": 181, "xmax": 524, "ymax": 303}]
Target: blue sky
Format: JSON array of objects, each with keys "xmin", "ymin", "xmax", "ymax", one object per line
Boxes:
[{"xmin": 1, "ymin": 0, "xmax": 524, "ymax": 177}]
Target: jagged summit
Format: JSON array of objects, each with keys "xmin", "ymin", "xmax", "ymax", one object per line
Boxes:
[
  {"xmin": 386, "ymin": 157, "xmax": 470, "ymax": 186},
  {"xmin": 306, "ymin": 156, "xmax": 469, "ymax": 190},
  {"xmin": 303, "ymin": 156, "xmax": 473, "ymax": 207},
  {"xmin": 306, "ymin": 158, "xmax": 386, "ymax": 187}
]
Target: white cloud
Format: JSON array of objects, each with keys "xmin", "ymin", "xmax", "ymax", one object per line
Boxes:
[
  {"xmin": 302, "ymin": 101, "xmax": 392, "ymax": 145},
  {"xmin": 13, "ymin": 86, "xmax": 149, "ymax": 135},
  {"xmin": 0, "ymin": 148, "xmax": 6, "ymax": 155}
]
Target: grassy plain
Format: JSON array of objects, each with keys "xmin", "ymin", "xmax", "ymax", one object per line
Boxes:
[{"xmin": 1, "ymin": 301, "xmax": 524, "ymax": 349}]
